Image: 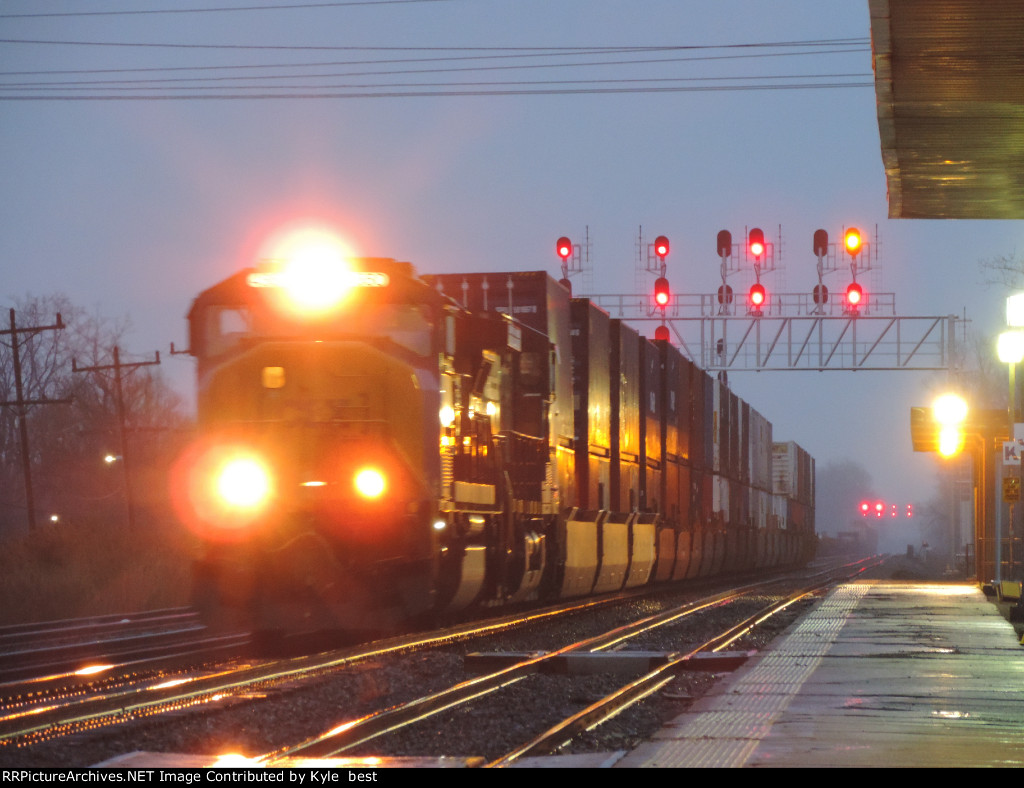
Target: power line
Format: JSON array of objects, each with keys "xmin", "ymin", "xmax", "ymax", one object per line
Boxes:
[
  {"xmin": 0, "ymin": 37, "xmax": 869, "ymax": 54},
  {"xmin": 0, "ymin": 81, "xmax": 875, "ymax": 101},
  {"xmin": 0, "ymin": 73, "xmax": 873, "ymax": 92},
  {"xmin": 0, "ymin": 0, "xmax": 457, "ymax": 19},
  {"xmin": 0, "ymin": 35, "xmax": 871, "ymax": 101},
  {"xmin": 0, "ymin": 45, "xmax": 870, "ymax": 87}
]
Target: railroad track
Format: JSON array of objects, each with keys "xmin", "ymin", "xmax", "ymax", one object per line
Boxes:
[
  {"xmin": 0, "ymin": 588, "xmax": 672, "ymax": 748},
  {"xmin": 0, "ymin": 608, "xmax": 248, "ymax": 685},
  {"xmin": 239, "ymin": 556, "xmax": 883, "ymax": 766},
  {"xmin": 0, "ymin": 557, "xmax": 878, "ymax": 765}
]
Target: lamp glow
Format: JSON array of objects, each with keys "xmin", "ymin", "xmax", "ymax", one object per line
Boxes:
[{"xmin": 998, "ymin": 330, "xmax": 1024, "ymax": 364}]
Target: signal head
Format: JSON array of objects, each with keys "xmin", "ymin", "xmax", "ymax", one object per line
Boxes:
[
  {"xmin": 846, "ymin": 281, "xmax": 864, "ymax": 308},
  {"xmin": 556, "ymin": 236, "xmax": 573, "ymax": 262},
  {"xmin": 749, "ymin": 282, "xmax": 766, "ymax": 309},
  {"xmin": 654, "ymin": 235, "xmax": 670, "ymax": 259},
  {"xmin": 813, "ymin": 229, "xmax": 829, "ymax": 257},
  {"xmin": 654, "ymin": 324, "xmax": 670, "ymax": 342},
  {"xmin": 717, "ymin": 230, "xmax": 732, "ymax": 258},
  {"xmin": 844, "ymin": 227, "xmax": 862, "ymax": 257},
  {"xmin": 748, "ymin": 227, "xmax": 765, "ymax": 260},
  {"xmin": 654, "ymin": 276, "xmax": 670, "ymax": 308}
]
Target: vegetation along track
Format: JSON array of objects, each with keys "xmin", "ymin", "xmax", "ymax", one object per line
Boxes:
[{"xmin": 0, "ymin": 556, "xmax": 879, "ymax": 767}]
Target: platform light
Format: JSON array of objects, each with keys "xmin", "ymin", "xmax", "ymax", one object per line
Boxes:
[
  {"xmin": 997, "ymin": 330, "xmax": 1024, "ymax": 364},
  {"xmin": 933, "ymin": 393, "xmax": 968, "ymax": 458},
  {"xmin": 933, "ymin": 393, "xmax": 968, "ymax": 427},
  {"xmin": 1007, "ymin": 293, "xmax": 1024, "ymax": 327}
]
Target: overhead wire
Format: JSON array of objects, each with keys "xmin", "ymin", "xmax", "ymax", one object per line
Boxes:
[
  {"xmin": 0, "ymin": 34, "xmax": 872, "ymax": 100},
  {"xmin": 0, "ymin": 0, "xmax": 459, "ymax": 19}
]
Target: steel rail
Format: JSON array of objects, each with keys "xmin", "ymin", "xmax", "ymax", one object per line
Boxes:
[
  {"xmin": 486, "ymin": 556, "xmax": 884, "ymax": 766},
  {"xmin": 0, "ymin": 588, "xmax": 674, "ymax": 744},
  {"xmin": 260, "ymin": 561, "xmax": 875, "ymax": 763}
]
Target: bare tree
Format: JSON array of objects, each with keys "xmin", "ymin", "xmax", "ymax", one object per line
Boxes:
[
  {"xmin": 0, "ymin": 295, "xmax": 189, "ymax": 532},
  {"xmin": 979, "ymin": 250, "xmax": 1024, "ymax": 291}
]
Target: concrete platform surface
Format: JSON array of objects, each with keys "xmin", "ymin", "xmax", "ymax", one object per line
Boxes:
[{"xmin": 613, "ymin": 580, "xmax": 1024, "ymax": 768}]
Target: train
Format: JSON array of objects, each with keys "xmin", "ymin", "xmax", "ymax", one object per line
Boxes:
[{"xmin": 172, "ymin": 251, "xmax": 815, "ymax": 636}]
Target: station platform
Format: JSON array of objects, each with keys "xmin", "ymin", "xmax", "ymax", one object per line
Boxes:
[{"xmin": 607, "ymin": 579, "xmax": 1024, "ymax": 768}]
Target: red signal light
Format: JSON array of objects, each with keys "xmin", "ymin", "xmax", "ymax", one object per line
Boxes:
[
  {"xmin": 749, "ymin": 283, "xmax": 766, "ymax": 309},
  {"xmin": 847, "ymin": 282, "xmax": 863, "ymax": 308},
  {"xmin": 860, "ymin": 501, "xmax": 870, "ymax": 516},
  {"xmin": 653, "ymin": 235, "xmax": 670, "ymax": 259},
  {"xmin": 654, "ymin": 325, "xmax": 670, "ymax": 342},
  {"xmin": 748, "ymin": 227, "xmax": 765, "ymax": 259},
  {"xmin": 556, "ymin": 236, "xmax": 573, "ymax": 262},
  {"xmin": 654, "ymin": 276, "xmax": 670, "ymax": 308}
]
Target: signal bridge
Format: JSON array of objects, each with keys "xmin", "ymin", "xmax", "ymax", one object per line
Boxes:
[{"xmin": 579, "ymin": 290, "xmax": 963, "ymax": 373}]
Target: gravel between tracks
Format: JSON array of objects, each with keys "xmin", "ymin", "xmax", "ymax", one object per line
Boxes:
[{"xmin": 1, "ymin": 559, "xmax": 924, "ymax": 768}]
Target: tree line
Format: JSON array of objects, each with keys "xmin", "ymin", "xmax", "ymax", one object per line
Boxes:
[{"xmin": 0, "ymin": 294, "xmax": 190, "ymax": 533}]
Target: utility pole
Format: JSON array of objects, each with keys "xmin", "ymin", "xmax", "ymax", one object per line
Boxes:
[
  {"xmin": 73, "ymin": 346, "xmax": 160, "ymax": 531},
  {"xmin": 0, "ymin": 308, "xmax": 70, "ymax": 531}
]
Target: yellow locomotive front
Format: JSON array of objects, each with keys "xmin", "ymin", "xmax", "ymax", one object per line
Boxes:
[{"xmin": 174, "ymin": 252, "xmax": 446, "ymax": 636}]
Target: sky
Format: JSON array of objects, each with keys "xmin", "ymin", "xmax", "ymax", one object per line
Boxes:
[{"xmin": 2, "ymin": 0, "xmax": 1022, "ymax": 540}]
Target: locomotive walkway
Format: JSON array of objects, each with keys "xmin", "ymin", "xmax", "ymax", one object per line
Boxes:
[{"xmin": 526, "ymin": 577, "xmax": 1024, "ymax": 768}]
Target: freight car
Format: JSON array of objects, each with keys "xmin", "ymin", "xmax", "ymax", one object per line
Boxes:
[{"xmin": 173, "ymin": 251, "xmax": 815, "ymax": 636}]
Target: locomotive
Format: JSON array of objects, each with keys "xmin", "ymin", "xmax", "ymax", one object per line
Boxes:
[{"xmin": 173, "ymin": 249, "xmax": 815, "ymax": 636}]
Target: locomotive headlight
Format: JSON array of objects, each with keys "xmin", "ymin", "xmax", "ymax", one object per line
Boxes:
[
  {"xmin": 353, "ymin": 467, "xmax": 386, "ymax": 499},
  {"xmin": 281, "ymin": 256, "xmax": 353, "ymax": 313},
  {"xmin": 215, "ymin": 456, "xmax": 273, "ymax": 510},
  {"xmin": 171, "ymin": 442, "xmax": 277, "ymax": 540}
]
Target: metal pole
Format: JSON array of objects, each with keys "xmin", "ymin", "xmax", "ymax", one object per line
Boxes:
[
  {"xmin": 10, "ymin": 309, "xmax": 36, "ymax": 530},
  {"xmin": 112, "ymin": 346, "xmax": 135, "ymax": 532},
  {"xmin": 1011, "ymin": 362, "xmax": 1016, "ymax": 581}
]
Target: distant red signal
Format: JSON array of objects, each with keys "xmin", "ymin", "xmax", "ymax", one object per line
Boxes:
[
  {"xmin": 556, "ymin": 236, "xmax": 573, "ymax": 262},
  {"xmin": 749, "ymin": 283, "xmax": 766, "ymax": 310},
  {"xmin": 847, "ymin": 282, "xmax": 864, "ymax": 308},
  {"xmin": 748, "ymin": 227, "xmax": 765, "ymax": 259},
  {"xmin": 653, "ymin": 235, "xmax": 670, "ymax": 259},
  {"xmin": 654, "ymin": 277, "xmax": 670, "ymax": 308}
]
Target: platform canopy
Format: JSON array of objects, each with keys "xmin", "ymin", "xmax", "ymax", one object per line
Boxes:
[{"xmin": 869, "ymin": 0, "xmax": 1024, "ymax": 218}]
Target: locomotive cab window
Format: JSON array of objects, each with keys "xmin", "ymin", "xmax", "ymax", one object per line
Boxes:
[
  {"xmin": 373, "ymin": 304, "xmax": 434, "ymax": 358},
  {"xmin": 203, "ymin": 306, "xmax": 254, "ymax": 358}
]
